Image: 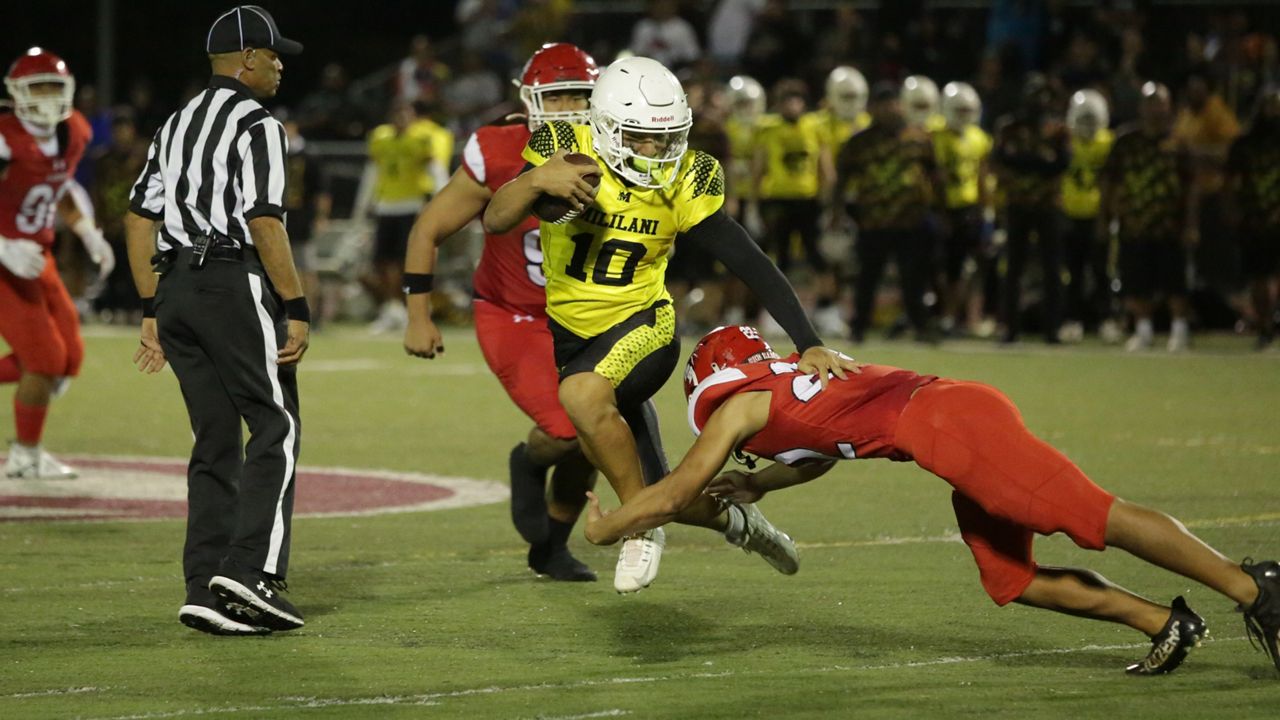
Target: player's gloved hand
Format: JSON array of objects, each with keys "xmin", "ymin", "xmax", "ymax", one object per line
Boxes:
[
  {"xmin": 531, "ymin": 149, "xmax": 599, "ymax": 212},
  {"xmin": 0, "ymin": 236, "xmax": 47, "ymax": 279},
  {"xmin": 72, "ymin": 217, "xmax": 115, "ymax": 279},
  {"xmin": 706, "ymin": 470, "xmax": 765, "ymax": 504},
  {"xmin": 404, "ymin": 316, "xmax": 445, "ymax": 359},
  {"xmin": 796, "ymin": 346, "xmax": 862, "ymax": 389}
]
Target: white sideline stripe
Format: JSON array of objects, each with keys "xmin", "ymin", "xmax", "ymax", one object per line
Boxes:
[
  {"xmin": 5, "ymin": 686, "xmax": 106, "ymax": 699},
  {"xmin": 248, "ymin": 274, "xmax": 297, "ymax": 576},
  {"xmin": 83, "ymin": 639, "xmax": 1251, "ymax": 719}
]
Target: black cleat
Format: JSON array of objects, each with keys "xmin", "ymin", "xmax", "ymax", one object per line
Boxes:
[
  {"xmin": 1239, "ymin": 558, "xmax": 1280, "ymax": 673},
  {"xmin": 1126, "ymin": 596, "xmax": 1207, "ymax": 676},
  {"xmin": 509, "ymin": 444, "xmax": 550, "ymax": 545},
  {"xmin": 179, "ymin": 585, "xmax": 271, "ymax": 636},
  {"xmin": 209, "ymin": 562, "xmax": 304, "ymax": 632},
  {"xmin": 528, "ymin": 543, "xmax": 597, "ymax": 582}
]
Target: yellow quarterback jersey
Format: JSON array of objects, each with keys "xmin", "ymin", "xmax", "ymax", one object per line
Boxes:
[
  {"xmin": 725, "ymin": 116, "xmax": 758, "ymax": 198},
  {"xmin": 368, "ymin": 123, "xmax": 435, "ymax": 207},
  {"xmin": 812, "ymin": 108, "xmax": 871, "ymax": 155},
  {"xmin": 412, "ymin": 117, "xmax": 455, "ymax": 189},
  {"xmin": 755, "ymin": 113, "xmax": 823, "ymax": 199},
  {"xmin": 522, "ymin": 122, "xmax": 725, "ymax": 338},
  {"xmin": 1062, "ymin": 129, "xmax": 1113, "ymax": 220},
  {"xmin": 932, "ymin": 124, "xmax": 993, "ymax": 209}
]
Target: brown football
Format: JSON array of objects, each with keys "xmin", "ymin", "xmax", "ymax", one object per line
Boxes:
[{"xmin": 531, "ymin": 152, "xmax": 602, "ymax": 223}]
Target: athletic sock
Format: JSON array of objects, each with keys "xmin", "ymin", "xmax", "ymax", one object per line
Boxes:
[
  {"xmin": 1135, "ymin": 317, "xmax": 1154, "ymax": 340},
  {"xmin": 723, "ymin": 504, "xmax": 747, "ymax": 545},
  {"xmin": 1170, "ymin": 317, "xmax": 1189, "ymax": 339},
  {"xmin": 546, "ymin": 517, "xmax": 574, "ymax": 549},
  {"xmin": 14, "ymin": 399, "xmax": 48, "ymax": 446},
  {"xmin": 0, "ymin": 354, "xmax": 20, "ymax": 384}
]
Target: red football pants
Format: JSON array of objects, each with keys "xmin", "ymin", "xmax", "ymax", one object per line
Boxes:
[
  {"xmin": 0, "ymin": 256, "xmax": 83, "ymax": 378},
  {"xmin": 895, "ymin": 380, "xmax": 1115, "ymax": 605}
]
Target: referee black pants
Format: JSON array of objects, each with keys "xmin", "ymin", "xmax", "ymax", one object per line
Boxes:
[{"xmin": 155, "ymin": 250, "xmax": 301, "ymax": 588}]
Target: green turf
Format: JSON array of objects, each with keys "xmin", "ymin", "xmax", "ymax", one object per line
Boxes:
[{"xmin": 2, "ymin": 327, "xmax": 1277, "ymax": 719}]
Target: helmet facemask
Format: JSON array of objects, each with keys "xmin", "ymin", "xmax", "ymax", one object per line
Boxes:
[
  {"xmin": 6, "ymin": 75, "xmax": 74, "ymax": 130},
  {"xmin": 591, "ymin": 109, "xmax": 691, "ymax": 189},
  {"xmin": 520, "ymin": 81, "xmax": 594, "ymax": 132}
]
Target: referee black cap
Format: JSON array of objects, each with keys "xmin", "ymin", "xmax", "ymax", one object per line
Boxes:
[{"xmin": 206, "ymin": 6, "xmax": 303, "ymax": 55}]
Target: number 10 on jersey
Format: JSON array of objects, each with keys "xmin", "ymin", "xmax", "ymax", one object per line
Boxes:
[{"xmin": 564, "ymin": 232, "xmax": 647, "ymax": 287}]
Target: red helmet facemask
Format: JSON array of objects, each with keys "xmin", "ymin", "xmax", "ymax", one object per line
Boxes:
[
  {"xmin": 5, "ymin": 47, "xmax": 75, "ymax": 130},
  {"xmin": 683, "ymin": 326, "xmax": 780, "ymax": 400},
  {"xmin": 517, "ymin": 43, "xmax": 598, "ymax": 131}
]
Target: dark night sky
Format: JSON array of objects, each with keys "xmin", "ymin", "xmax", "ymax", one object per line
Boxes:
[{"xmin": 3, "ymin": 1, "xmax": 462, "ymax": 108}]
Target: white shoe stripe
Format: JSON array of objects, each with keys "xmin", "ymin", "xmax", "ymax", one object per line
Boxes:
[{"xmin": 247, "ymin": 274, "xmax": 297, "ymax": 576}]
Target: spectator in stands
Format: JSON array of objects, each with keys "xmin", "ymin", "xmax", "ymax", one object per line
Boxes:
[
  {"xmin": 398, "ymin": 35, "xmax": 451, "ymax": 107},
  {"xmin": 443, "ymin": 51, "xmax": 504, "ymax": 137},
  {"xmin": 281, "ymin": 114, "xmax": 331, "ymax": 329},
  {"xmin": 707, "ymin": 0, "xmax": 765, "ymax": 70},
  {"xmin": 630, "ymin": 0, "xmax": 701, "ymax": 71},
  {"xmin": 1225, "ymin": 88, "xmax": 1280, "ymax": 350},
  {"xmin": 89, "ymin": 109, "xmax": 149, "ymax": 319},
  {"xmin": 742, "ymin": 0, "xmax": 808, "ymax": 89},
  {"xmin": 298, "ymin": 63, "xmax": 367, "ymax": 140},
  {"xmin": 992, "ymin": 74, "xmax": 1070, "ymax": 345}
]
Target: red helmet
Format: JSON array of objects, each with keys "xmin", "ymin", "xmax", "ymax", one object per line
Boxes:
[
  {"xmin": 517, "ymin": 43, "xmax": 598, "ymax": 130},
  {"xmin": 683, "ymin": 326, "xmax": 780, "ymax": 399},
  {"xmin": 5, "ymin": 47, "xmax": 75, "ymax": 128}
]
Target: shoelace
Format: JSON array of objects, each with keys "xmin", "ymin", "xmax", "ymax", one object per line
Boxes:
[{"xmin": 619, "ymin": 536, "xmax": 653, "ymax": 568}]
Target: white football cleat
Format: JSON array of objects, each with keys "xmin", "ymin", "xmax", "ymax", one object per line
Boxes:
[
  {"xmin": 1124, "ymin": 333, "xmax": 1152, "ymax": 353},
  {"xmin": 614, "ymin": 526, "xmax": 665, "ymax": 594},
  {"xmin": 729, "ymin": 503, "xmax": 800, "ymax": 575},
  {"xmin": 4, "ymin": 442, "xmax": 78, "ymax": 480}
]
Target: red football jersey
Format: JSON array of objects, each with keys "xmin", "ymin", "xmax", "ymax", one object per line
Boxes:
[
  {"xmin": 462, "ymin": 122, "xmax": 547, "ymax": 317},
  {"xmin": 0, "ymin": 110, "xmax": 91, "ymax": 247},
  {"xmin": 688, "ymin": 355, "xmax": 937, "ymax": 465}
]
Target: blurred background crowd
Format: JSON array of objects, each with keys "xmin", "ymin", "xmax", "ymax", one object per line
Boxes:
[{"xmin": 11, "ymin": 0, "xmax": 1280, "ymax": 350}]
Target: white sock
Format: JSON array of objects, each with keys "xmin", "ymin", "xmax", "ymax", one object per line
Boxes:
[
  {"xmin": 723, "ymin": 504, "xmax": 747, "ymax": 545},
  {"xmin": 1136, "ymin": 318, "xmax": 1154, "ymax": 339},
  {"xmin": 1170, "ymin": 318, "xmax": 1189, "ymax": 338}
]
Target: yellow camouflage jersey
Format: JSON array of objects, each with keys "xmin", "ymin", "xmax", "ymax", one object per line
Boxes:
[
  {"xmin": 811, "ymin": 107, "xmax": 871, "ymax": 157},
  {"xmin": 931, "ymin": 124, "xmax": 992, "ymax": 209},
  {"xmin": 522, "ymin": 121, "xmax": 725, "ymax": 337},
  {"xmin": 755, "ymin": 113, "xmax": 824, "ymax": 199},
  {"xmin": 835, "ymin": 124, "xmax": 938, "ymax": 232},
  {"xmin": 725, "ymin": 116, "xmax": 759, "ymax": 199},
  {"xmin": 1101, "ymin": 128, "xmax": 1190, "ymax": 242},
  {"xmin": 1226, "ymin": 127, "xmax": 1280, "ymax": 231},
  {"xmin": 1061, "ymin": 129, "xmax": 1113, "ymax": 220},
  {"xmin": 368, "ymin": 123, "xmax": 436, "ymax": 211}
]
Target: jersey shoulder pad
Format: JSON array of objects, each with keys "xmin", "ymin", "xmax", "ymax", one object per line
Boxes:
[
  {"xmin": 683, "ymin": 150, "xmax": 725, "ymax": 200},
  {"xmin": 526, "ymin": 120, "xmax": 582, "ymax": 161}
]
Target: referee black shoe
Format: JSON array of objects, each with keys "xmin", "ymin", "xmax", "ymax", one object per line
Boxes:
[
  {"xmin": 1239, "ymin": 558, "xmax": 1280, "ymax": 673},
  {"xmin": 210, "ymin": 563, "xmax": 305, "ymax": 632},
  {"xmin": 1125, "ymin": 596, "xmax": 1206, "ymax": 676},
  {"xmin": 179, "ymin": 585, "xmax": 271, "ymax": 636}
]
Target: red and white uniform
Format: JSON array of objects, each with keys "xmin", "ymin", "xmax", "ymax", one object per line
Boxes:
[
  {"xmin": 0, "ymin": 110, "xmax": 91, "ymax": 377},
  {"xmin": 461, "ymin": 122, "xmax": 575, "ymax": 439},
  {"xmin": 689, "ymin": 358, "xmax": 1114, "ymax": 607}
]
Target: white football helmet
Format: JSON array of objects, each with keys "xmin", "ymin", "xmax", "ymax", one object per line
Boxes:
[
  {"xmin": 901, "ymin": 75, "xmax": 939, "ymax": 128},
  {"xmin": 726, "ymin": 75, "xmax": 765, "ymax": 123},
  {"xmin": 589, "ymin": 56, "xmax": 692, "ymax": 189},
  {"xmin": 941, "ymin": 82, "xmax": 982, "ymax": 131},
  {"xmin": 826, "ymin": 66, "xmax": 868, "ymax": 122},
  {"xmin": 1067, "ymin": 89, "xmax": 1109, "ymax": 139}
]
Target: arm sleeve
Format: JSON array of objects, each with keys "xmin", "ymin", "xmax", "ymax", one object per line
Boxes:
[
  {"xmin": 128, "ymin": 125, "xmax": 167, "ymax": 220},
  {"xmin": 238, "ymin": 118, "xmax": 289, "ymax": 221},
  {"xmin": 682, "ymin": 209, "xmax": 822, "ymax": 351}
]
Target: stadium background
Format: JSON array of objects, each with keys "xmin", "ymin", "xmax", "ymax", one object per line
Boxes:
[{"xmin": 2, "ymin": 1, "xmax": 1279, "ymax": 718}]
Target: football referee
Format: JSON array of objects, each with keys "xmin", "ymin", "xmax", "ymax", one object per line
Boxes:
[{"xmin": 124, "ymin": 5, "xmax": 309, "ymax": 636}]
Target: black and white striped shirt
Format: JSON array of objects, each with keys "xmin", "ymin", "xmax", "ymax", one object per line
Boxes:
[{"xmin": 129, "ymin": 75, "xmax": 287, "ymax": 250}]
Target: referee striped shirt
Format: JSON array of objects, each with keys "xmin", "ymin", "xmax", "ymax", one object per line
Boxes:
[{"xmin": 129, "ymin": 75, "xmax": 288, "ymax": 250}]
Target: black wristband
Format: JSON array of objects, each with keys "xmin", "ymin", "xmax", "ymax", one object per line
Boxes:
[
  {"xmin": 141, "ymin": 297, "xmax": 156, "ymax": 318},
  {"xmin": 402, "ymin": 272, "xmax": 435, "ymax": 295},
  {"xmin": 284, "ymin": 297, "xmax": 311, "ymax": 323}
]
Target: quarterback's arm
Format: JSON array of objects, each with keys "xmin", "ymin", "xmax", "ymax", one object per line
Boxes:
[
  {"xmin": 585, "ymin": 392, "xmax": 770, "ymax": 545},
  {"xmin": 403, "ymin": 168, "xmax": 492, "ymax": 359},
  {"xmin": 683, "ymin": 210, "xmax": 822, "ymax": 351},
  {"xmin": 707, "ymin": 459, "xmax": 836, "ymax": 505},
  {"xmin": 483, "ymin": 152, "xmax": 597, "ymax": 233}
]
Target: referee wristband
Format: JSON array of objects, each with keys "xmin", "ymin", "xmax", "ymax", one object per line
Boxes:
[
  {"xmin": 402, "ymin": 273, "xmax": 434, "ymax": 295},
  {"xmin": 141, "ymin": 297, "xmax": 156, "ymax": 318},
  {"xmin": 284, "ymin": 297, "xmax": 311, "ymax": 323}
]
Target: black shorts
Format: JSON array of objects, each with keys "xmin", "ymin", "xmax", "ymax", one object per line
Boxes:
[
  {"xmin": 548, "ymin": 300, "xmax": 680, "ymax": 409},
  {"xmin": 373, "ymin": 212, "xmax": 418, "ymax": 264},
  {"xmin": 1118, "ymin": 238, "xmax": 1187, "ymax": 299},
  {"xmin": 942, "ymin": 206, "xmax": 982, "ymax": 281},
  {"xmin": 1241, "ymin": 230, "xmax": 1280, "ymax": 280}
]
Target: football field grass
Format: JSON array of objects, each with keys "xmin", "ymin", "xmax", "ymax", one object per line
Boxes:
[{"xmin": 2, "ymin": 327, "xmax": 1278, "ymax": 719}]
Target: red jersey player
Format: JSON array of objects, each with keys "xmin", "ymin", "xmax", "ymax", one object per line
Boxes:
[
  {"xmin": 1, "ymin": 48, "xmax": 114, "ymax": 479},
  {"xmin": 585, "ymin": 325, "xmax": 1280, "ymax": 676},
  {"xmin": 401, "ymin": 44, "xmax": 601, "ymax": 580}
]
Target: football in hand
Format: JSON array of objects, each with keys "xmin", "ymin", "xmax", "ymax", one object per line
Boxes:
[{"xmin": 531, "ymin": 153, "xmax": 602, "ymax": 223}]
